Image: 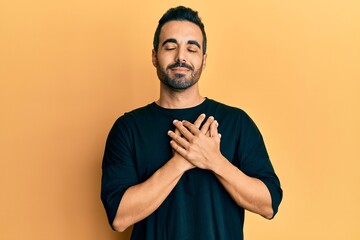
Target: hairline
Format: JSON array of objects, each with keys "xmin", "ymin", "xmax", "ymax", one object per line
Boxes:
[{"xmin": 154, "ymin": 19, "xmax": 207, "ymax": 55}]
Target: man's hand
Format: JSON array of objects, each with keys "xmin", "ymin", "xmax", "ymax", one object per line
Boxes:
[
  {"xmin": 168, "ymin": 114, "xmax": 274, "ymax": 219},
  {"xmin": 168, "ymin": 115, "xmax": 222, "ymax": 171},
  {"xmin": 170, "ymin": 113, "xmax": 210, "ymax": 171}
]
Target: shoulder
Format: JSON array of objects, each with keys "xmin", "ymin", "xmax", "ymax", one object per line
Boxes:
[
  {"xmin": 105, "ymin": 103, "xmax": 155, "ymax": 140},
  {"xmin": 114, "ymin": 102, "xmax": 155, "ymax": 126},
  {"xmin": 206, "ymin": 98, "xmax": 261, "ymax": 136},
  {"xmin": 206, "ymin": 98, "xmax": 251, "ymax": 121}
]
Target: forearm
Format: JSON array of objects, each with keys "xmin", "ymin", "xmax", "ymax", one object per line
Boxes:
[
  {"xmin": 112, "ymin": 156, "xmax": 188, "ymax": 232},
  {"xmin": 168, "ymin": 116, "xmax": 275, "ymax": 218},
  {"xmin": 213, "ymin": 156, "xmax": 274, "ymax": 219}
]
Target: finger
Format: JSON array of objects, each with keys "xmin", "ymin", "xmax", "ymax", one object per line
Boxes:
[
  {"xmin": 209, "ymin": 120, "xmax": 219, "ymax": 138},
  {"xmin": 173, "ymin": 120, "xmax": 194, "ymax": 141},
  {"xmin": 182, "ymin": 120, "xmax": 202, "ymax": 136},
  {"xmin": 170, "ymin": 128, "xmax": 182, "ymax": 154},
  {"xmin": 169, "ymin": 139, "xmax": 188, "ymax": 158},
  {"xmin": 168, "ymin": 131, "xmax": 190, "ymax": 152},
  {"xmin": 193, "ymin": 113, "xmax": 206, "ymax": 129},
  {"xmin": 174, "ymin": 126, "xmax": 181, "ymax": 136},
  {"xmin": 200, "ymin": 116, "xmax": 215, "ymax": 134},
  {"xmin": 168, "ymin": 129, "xmax": 191, "ymax": 149}
]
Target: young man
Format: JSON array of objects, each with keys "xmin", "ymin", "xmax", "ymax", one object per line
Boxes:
[{"xmin": 101, "ymin": 6, "xmax": 282, "ymax": 240}]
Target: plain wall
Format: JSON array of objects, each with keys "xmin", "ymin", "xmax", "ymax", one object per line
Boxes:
[{"xmin": 1, "ymin": 0, "xmax": 359, "ymax": 239}]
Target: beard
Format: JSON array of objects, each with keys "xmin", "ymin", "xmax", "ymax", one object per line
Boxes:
[{"xmin": 156, "ymin": 60, "xmax": 204, "ymax": 91}]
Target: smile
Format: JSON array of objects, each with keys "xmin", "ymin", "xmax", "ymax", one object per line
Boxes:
[{"xmin": 171, "ymin": 67, "xmax": 191, "ymax": 72}]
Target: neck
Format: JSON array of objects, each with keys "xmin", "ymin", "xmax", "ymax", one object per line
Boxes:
[{"xmin": 156, "ymin": 83, "xmax": 205, "ymax": 109}]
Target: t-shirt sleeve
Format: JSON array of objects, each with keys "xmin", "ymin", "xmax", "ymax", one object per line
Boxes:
[
  {"xmin": 237, "ymin": 112, "xmax": 283, "ymax": 217},
  {"xmin": 101, "ymin": 116, "xmax": 139, "ymax": 227}
]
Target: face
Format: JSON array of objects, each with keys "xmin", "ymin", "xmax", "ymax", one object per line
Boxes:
[{"xmin": 152, "ymin": 21, "xmax": 207, "ymax": 91}]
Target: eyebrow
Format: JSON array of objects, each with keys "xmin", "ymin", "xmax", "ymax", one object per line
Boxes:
[
  {"xmin": 162, "ymin": 38, "xmax": 177, "ymax": 46},
  {"xmin": 162, "ymin": 38, "xmax": 201, "ymax": 49},
  {"xmin": 187, "ymin": 40, "xmax": 201, "ymax": 49}
]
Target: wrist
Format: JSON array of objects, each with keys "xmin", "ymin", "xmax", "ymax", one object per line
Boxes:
[
  {"xmin": 170, "ymin": 155, "xmax": 193, "ymax": 174},
  {"xmin": 209, "ymin": 154, "xmax": 227, "ymax": 175}
]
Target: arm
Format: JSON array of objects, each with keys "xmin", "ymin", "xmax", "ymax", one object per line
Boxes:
[
  {"xmin": 112, "ymin": 155, "xmax": 191, "ymax": 232},
  {"xmin": 211, "ymin": 156, "xmax": 273, "ymax": 219},
  {"xmin": 111, "ymin": 114, "xmax": 212, "ymax": 232},
  {"xmin": 168, "ymin": 118, "xmax": 274, "ymax": 219}
]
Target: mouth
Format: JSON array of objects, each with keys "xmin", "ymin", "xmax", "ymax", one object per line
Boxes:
[
  {"xmin": 170, "ymin": 67, "xmax": 191, "ymax": 73},
  {"xmin": 167, "ymin": 62, "xmax": 194, "ymax": 72}
]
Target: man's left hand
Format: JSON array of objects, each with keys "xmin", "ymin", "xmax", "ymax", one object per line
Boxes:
[{"xmin": 167, "ymin": 116, "xmax": 223, "ymax": 170}]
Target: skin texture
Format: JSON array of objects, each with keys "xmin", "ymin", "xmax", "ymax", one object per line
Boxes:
[{"xmin": 112, "ymin": 20, "xmax": 273, "ymax": 232}]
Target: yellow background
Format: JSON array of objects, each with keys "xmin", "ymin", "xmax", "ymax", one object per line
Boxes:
[{"xmin": 1, "ymin": 0, "xmax": 359, "ymax": 239}]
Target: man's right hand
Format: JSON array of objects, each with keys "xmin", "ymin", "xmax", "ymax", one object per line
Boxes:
[{"xmin": 171, "ymin": 113, "xmax": 219, "ymax": 172}]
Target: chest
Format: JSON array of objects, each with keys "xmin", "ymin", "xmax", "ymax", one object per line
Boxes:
[{"xmin": 130, "ymin": 120, "xmax": 239, "ymax": 182}]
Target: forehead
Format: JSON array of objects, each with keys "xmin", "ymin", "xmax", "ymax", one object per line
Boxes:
[{"xmin": 159, "ymin": 20, "xmax": 203, "ymax": 44}]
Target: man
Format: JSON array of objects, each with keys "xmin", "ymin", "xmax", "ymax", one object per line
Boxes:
[{"xmin": 101, "ymin": 6, "xmax": 282, "ymax": 240}]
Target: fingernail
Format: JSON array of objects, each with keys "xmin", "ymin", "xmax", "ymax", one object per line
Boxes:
[
  {"xmin": 173, "ymin": 119, "xmax": 178, "ymax": 124},
  {"xmin": 209, "ymin": 116, "xmax": 214, "ymax": 120}
]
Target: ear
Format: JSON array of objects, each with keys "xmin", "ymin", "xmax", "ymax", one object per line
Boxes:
[
  {"xmin": 152, "ymin": 49, "xmax": 157, "ymax": 67},
  {"xmin": 202, "ymin": 53, "xmax": 207, "ymax": 70}
]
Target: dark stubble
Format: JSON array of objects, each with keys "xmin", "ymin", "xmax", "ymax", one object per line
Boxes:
[{"xmin": 156, "ymin": 60, "xmax": 204, "ymax": 90}]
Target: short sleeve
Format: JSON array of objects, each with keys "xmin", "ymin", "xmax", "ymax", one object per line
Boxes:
[
  {"xmin": 237, "ymin": 112, "xmax": 283, "ymax": 217},
  {"xmin": 101, "ymin": 117, "xmax": 139, "ymax": 227}
]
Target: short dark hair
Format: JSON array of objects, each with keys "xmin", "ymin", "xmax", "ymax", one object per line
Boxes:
[{"xmin": 153, "ymin": 6, "xmax": 207, "ymax": 55}]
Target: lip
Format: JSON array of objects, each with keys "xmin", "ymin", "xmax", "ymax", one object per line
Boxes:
[{"xmin": 170, "ymin": 67, "xmax": 190, "ymax": 72}]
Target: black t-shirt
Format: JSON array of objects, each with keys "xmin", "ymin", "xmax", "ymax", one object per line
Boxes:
[{"xmin": 101, "ymin": 98, "xmax": 282, "ymax": 240}]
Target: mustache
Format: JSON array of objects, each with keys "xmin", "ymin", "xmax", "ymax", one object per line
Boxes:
[{"xmin": 167, "ymin": 62, "xmax": 193, "ymax": 71}]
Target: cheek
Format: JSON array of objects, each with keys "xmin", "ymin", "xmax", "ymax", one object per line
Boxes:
[
  {"xmin": 156, "ymin": 55, "xmax": 172, "ymax": 69},
  {"xmin": 194, "ymin": 57, "xmax": 205, "ymax": 70}
]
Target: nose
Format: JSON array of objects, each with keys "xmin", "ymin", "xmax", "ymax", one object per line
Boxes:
[{"xmin": 175, "ymin": 46, "xmax": 186, "ymax": 63}]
